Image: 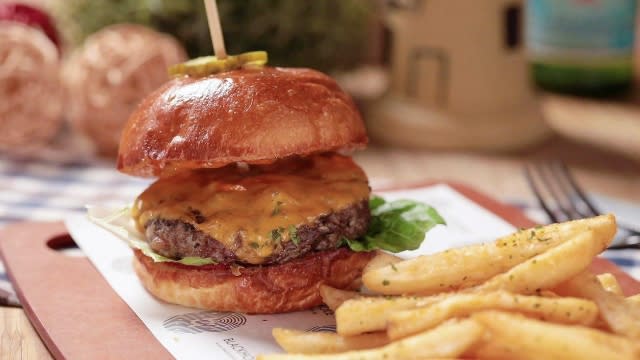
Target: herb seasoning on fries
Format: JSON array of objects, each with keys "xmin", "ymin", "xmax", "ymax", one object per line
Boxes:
[{"xmin": 259, "ymin": 214, "xmax": 640, "ymax": 360}]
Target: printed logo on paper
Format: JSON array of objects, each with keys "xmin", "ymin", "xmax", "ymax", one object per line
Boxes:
[
  {"xmin": 163, "ymin": 311, "xmax": 247, "ymax": 333},
  {"xmin": 306, "ymin": 325, "xmax": 336, "ymax": 333}
]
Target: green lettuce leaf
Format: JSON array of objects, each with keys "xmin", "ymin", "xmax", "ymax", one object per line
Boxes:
[
  {"xmin": 343, "ymin": 196, "xmax": 445, "ymax": 253},
  {"xmin": 87, "ymin": 207, "xmax": 217, "ymax": 266}
]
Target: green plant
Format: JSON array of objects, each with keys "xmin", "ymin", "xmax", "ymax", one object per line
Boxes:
[{"xmin": 56, "ymin": 0, "xmax": 373, "ymax": 71}]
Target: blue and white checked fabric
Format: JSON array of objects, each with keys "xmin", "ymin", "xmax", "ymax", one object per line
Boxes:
[
  {"xmin": 0, "ymin": 157, "xmax": 639, "ymax": 306},
  {"xmin": 0, "ymin": 158, "xmax": 150, "ymax": 226},
  {"xmin": 0, "ymin": 156, "xmax": 151, "ymax": 305}
]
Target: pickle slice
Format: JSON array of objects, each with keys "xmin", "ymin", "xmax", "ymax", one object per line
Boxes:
[{"xmin": 168, "ymin": 51, "xmax": 268, "ymax": 77}]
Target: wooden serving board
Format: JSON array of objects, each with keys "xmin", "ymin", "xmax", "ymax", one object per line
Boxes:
[{"xmin": 0, "ymin": 182, "xmax": 638, "ymax": 360}]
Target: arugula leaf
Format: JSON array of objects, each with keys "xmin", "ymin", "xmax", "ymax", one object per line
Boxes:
[
  {"xmin": 344, "ymin": 196, "xmax": 445, "ymax": 253},
  {"xmin": 369, "ymin": 196, "xmax": 386, "ymax": 211}
]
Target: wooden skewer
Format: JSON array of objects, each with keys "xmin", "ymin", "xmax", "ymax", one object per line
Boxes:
[{"xmin": 203, "ymin": 0, "xmax": 227, "ymax": 59}]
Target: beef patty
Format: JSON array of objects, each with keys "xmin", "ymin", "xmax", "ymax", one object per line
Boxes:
[{"xmin": 144, "ymin": 200, "xmax": 370, "ymax": 265}]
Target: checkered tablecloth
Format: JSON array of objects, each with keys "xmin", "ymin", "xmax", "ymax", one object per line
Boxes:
[
  {"xmin": 0, "ymin": 156, "xmax": 151, "ymax": 305},
  {"xmin": 0, "ymin": 156, "xmax": 638, "ymax": 306},
  {"xmin": 0, "ymin": 158, "xmax": 150, "ymax": 225}
]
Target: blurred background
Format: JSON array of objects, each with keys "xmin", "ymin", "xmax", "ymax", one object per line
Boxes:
[{"xmin": 1, "ymin": 0, "xmax": 639, "ymax": 206}]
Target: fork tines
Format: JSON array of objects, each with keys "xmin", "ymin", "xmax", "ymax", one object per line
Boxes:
[{"xmin": 524, "ymin": 161, "xmax": 601, "ymax": 223}]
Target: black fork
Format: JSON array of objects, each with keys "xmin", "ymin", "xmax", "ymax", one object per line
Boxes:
[{"xmin": 524, "ymin": 161, "xmax": 640, "ymax": 250}]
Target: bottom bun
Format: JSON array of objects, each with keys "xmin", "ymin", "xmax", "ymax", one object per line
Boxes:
[{"xmin": 133, "ymin": 248, "xmax": 374, "ymax": 314}]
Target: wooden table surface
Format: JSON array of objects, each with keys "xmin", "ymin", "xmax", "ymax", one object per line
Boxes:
[{"xmin": 1, "ymin": 136, "xmax": 639, "ymax": 359}]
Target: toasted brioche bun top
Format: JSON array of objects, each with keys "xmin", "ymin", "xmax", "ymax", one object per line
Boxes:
[{"xmin": 117, "ymin": 66, "xmax": 367, "ymax": 177}]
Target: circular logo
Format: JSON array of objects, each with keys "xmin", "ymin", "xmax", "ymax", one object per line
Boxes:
[
  {"xmin": 163, "ymin": 311, "xmax": 247, "ymax": 334},
  {"xmin": 306, "ymin": 325, "xmax": 337, "ymax": 333}
]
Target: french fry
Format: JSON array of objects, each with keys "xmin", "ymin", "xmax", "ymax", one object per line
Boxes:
[
  {"xmin": 540, "ymin": 290, "xmax": 559, "ymax": 297},
  {"xmin": 473, "ymin": 230, "xmax": 611, "ymax": 294},
  {"xmin": 321, "ymin": 252, "xmax": 402, "ymax": 311},
  {"xmin": 362, "ymin": 251, "xmax": 402, "ymax": 274},
  {"xmin": 386, "ymin": 291, "xmax": 598, "ymax": 340},
  {"xmin": 259, "ymin": 215, "xmax": 633, "ymax": 360},
  {"xmin": 319, "ymin": 285, "xmax": 361, "ymax": 311},
  {"xmin": 597, "ymin": 273, "xmax": 624, "ymax": 296},
  {"xmin": 272, "ymin": 328, "xmax": 389, "ymax": 354},
  {"xmin": 471, "ymin": 311, "xmax": 640, "ymax": 360},
  {"xmin": 258, "ymin": 319, "xmax": 483, "ymax": 360},
  {"xmin": 338, "ymin": 229, "xmax": 610, "ymax": 337},
  {"xmin": 335, "ymin": 294, "xmax": 446, "ymax": 336},
  {"xmin": 561, "ymin": 271, "xmax": 640, "ymax": 340},
  {"xmin": 363, "ymin": 215, "xmax": 615, "ymax": 295}
]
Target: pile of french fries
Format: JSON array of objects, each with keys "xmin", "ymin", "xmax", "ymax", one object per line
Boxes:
[{"xmin": 258, "ymin": 214, "xmax": 640, "ymax": 360}]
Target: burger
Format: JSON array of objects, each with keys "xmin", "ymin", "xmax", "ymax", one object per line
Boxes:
[{"xmin": 114, "ymin": 60, "xmax": 443, "ymax": 314}]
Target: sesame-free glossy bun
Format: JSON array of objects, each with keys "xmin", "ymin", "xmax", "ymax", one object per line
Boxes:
[
  {"xmin": 133, "ymin": 248, "xmax": 374, "ymax": 314},
  {"xmin": 117, "ymin": 67, "xmax": 367, "ymax": 177}
]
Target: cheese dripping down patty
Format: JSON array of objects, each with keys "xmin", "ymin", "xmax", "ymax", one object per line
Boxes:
[{"xmin": 132, "ymin": 154, "xmax": 371, "ymax": 264}]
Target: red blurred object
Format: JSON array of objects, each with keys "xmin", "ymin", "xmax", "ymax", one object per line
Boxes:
[{"xmin": 0, "ymin": 3, "xmax": 60, "ymax": 52}]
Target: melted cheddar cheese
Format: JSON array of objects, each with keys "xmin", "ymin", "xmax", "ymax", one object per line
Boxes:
[{"xmin": 132, "ymin": 154, "xmax": 370, "ymax": 264}]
